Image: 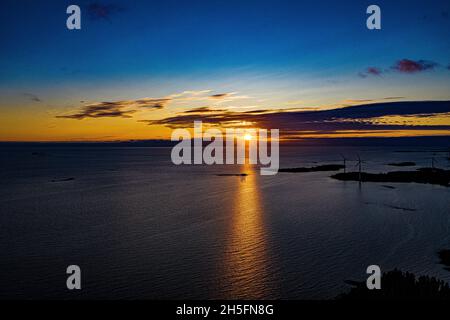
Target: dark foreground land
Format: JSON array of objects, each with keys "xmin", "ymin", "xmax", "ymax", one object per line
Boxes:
[
  {"xmin": 338, "ymin": 249, "xmax": 450, "ymax": 300},
  {"xmin": 338, "ymin": 269, "xmax": 450, "ymax": 300},
  {"xmin": 332, "ymin": 168, "xmax": 450, "ymax": 187}
]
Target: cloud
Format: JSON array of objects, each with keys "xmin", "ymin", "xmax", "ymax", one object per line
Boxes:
[
  {"xmin": 366, "ymin": 67, "xmax": 382, "ymax": 76},
  {"xmin": 383, "ymin": 97, "xmax": 405, "ymax": 100},
  {"xmin": 367, "ymin": 67, "xmax": 382, "ymax": 76},
  {"xmin": 140, "ymin": 108, "xmax": 275, "ymax": 128},
  {"xmin": 56, "ymin": 104, "xmax": 135, "ymax": 120},
  {"xmin": 181, "ymin": 107, "xmax": 227, "ymax": 114},
  {"xmin": 141, "ymin": 101, "xmax": 450, "ymax": 135},
  {"xmin": 130, "ymin": 98, "xmax": 171, "ymax": 109},
  {"xmin": 23, "ymin": 93, "xmax": 41, "ymax": 102},
  {"xmin": 359, "ymin": 59, "xmax": 442, "ymax": 78},
  {"xmin": 358, "ymin": 67, "xmax": 382, "ymax": 78},
  {"xmin": 166, "ymin": 91, "xmax": 249, "ymax": 104},
  {"xmin": 392, "ymin": 59, "xmax": 438, "ymax": 73},
  {"xmin": 168, "ymin": 90, "xmax": 212, "ymax": 99},
  {"xmin": 209, "ymin": 93, "xmax": 231, "ymax": 99},
  {"xmin": 175, "ymin": 92, "xmax": 249, "ymax": 102},
  {"xmin": 342, "ymin": 99, "xmax": 374, "ymax": 104},
  {"xmin": 57, "ymin": 97, "xmax": 169, "ymax": 120},
  {"xmin": 86, "ymin": 3, "xmax": 123, "ymax": 21},
  {"xmin": 55, "ymin": 90, "xmax": 242, "ymax": 121}
]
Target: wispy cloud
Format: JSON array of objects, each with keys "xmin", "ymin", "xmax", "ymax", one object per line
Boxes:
[
  {"xmin": 208, "ymin": 92, "xmax": 250, "ymax": 103},
  {"xmin": 342, "ymin": 99, "xmax": 375, "ymax": 104},
  {"xmin": 86, "ymin": 2, "xmax": 124, "ymax": 21},
  {"xmin": 56, "ymin": 104, "xmax": 135, "ymax": 120},
  {"xmin": 209, "ymin": 93, "xmax": 232, "ymax": 99},
  {"xmin": 56, "ymin": 90, "xmax": 240, "ymax": 120},
  {"xmin": 359, "ymin": 67, "xmax": 383, "ymax": 78},
  {"xmin": 23, "ymin": 93, "xmax": 41, "ymax": 102},
  {"xmin": 129, "ymin": 98, "xmax": 170, "ymax": 109},
  {"xmin": 359, "ymin": 59, "xmax": 441, "ymax": 77},
  {"xmin": 56, "ymin": 97, "xmax": 169, "ymax": 120},
  {"xmin": 170, "ymin": 91, "xmax": 249, "ymax": 103},
  {"xmin": 383, "ymin": 96, "xmax": 405, "ymax": 100},
  {"xmin": 392, "ymin": 59, "xmax": 438, "ymax": 73},
  {"xmin": 141, "ymin": 101, "xmax": 450, "ymax": 136},
  {"xmin": 181, "ymin": 107, "xmax": 227, "ymax": 114},
  {"xmin": 168, "ymin": 90, "xmax": 212, "ymax": 98},
  {"xmin": 342, "ymin": 97, "xmax": 405, "ymax": 105}
]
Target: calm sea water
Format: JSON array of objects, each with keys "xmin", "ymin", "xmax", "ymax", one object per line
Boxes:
[{"xmin": 1, "ymin": 145, "xmax": 450, "ymax": 299}]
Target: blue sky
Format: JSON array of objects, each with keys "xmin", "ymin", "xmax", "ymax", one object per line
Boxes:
[{"xmin": 2, "ymin": 1, "xmax": 449, "ymax": 85}]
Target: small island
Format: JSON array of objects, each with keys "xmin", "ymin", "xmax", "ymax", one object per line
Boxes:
[
  {"xmin": 50, "ymin": 177, "xmax": 75, "ymax": 182},
  {"xmin": 279, "ymin": 164, "xmax": 345, "ymax": 173},
  {"xmin": 387, "ymin": 162, "xmax": 416, "ymax": 167},
  {"xmin": 332, "ymin": 168, "xmax": 450, "ymax": 187}
]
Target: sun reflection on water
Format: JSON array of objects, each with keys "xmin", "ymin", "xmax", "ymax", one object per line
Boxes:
[{"xmin": 220, "ymin": 162, "xmax": 275, "ymax": 299}]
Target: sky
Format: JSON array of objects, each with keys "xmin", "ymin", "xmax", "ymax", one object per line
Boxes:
[{"xmin": 1, "ymin": 0, "xmax": 450, "ymax": 141}]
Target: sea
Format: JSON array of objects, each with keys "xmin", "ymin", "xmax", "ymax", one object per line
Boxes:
[{"xmin": 1, "ymin": 143, "xmax": 450, "ymax": 299}]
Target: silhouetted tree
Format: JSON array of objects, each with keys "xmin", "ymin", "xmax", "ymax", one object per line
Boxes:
[{"xmin": 337, "ymin": 269, "xmax": 450, "ymax": 300}]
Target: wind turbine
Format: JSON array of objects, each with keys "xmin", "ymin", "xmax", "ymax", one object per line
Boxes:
[
  {"xmin": 429, "ymin": 155, "xmax": 439, "ymax": 170},
  {"xmin": 340, "ymin": 154, "xmax": 348, "ymax": 173},
  {"xmin": 355, "ymin": 154, "xmax": 365, "ymax": 183}
]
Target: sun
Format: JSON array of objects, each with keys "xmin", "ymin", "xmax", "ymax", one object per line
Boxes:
[{"xmin": 244, "ymin": 133, "xmax": 253, "ymax": 141}]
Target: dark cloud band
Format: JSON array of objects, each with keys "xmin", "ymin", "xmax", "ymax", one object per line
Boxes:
[
  {"xmin": 142, "ymin": 101, "xmax": 450, "ymax": 135},
  {"xmin": 57, "ymin": 97, "xmax": 169, "ymax": 120}
]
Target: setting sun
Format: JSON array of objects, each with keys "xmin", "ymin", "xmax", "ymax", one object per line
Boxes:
[{"xmin": 244, "ymin": 133, "xmax": 253, "ymax": 141}]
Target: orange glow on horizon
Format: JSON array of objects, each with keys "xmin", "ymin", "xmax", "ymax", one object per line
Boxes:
[{"xmin": 1, "ymin": 101, "xmax": 450, "ymax": 142}]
